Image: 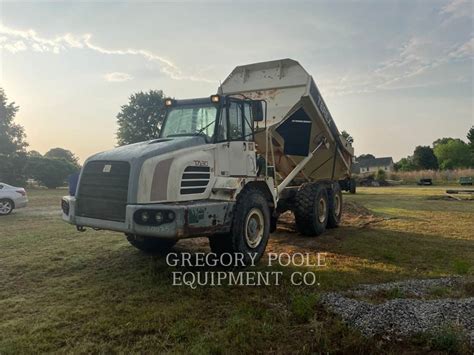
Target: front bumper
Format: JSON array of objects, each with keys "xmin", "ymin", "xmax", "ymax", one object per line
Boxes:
[{"xmin": 61, "ymin": 196, "xmax": 234, "ymax": 239}]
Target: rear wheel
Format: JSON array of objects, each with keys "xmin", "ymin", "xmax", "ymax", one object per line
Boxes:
[
  {"xmin": 327, "ymin": 184, "xmax": 342, "ymax": 228},
  {"xmin": 294, "ymin": 183, "xmax": 329, "ymax": 236},
  {"xmin": 0, "ymin": 199, "xmax": 14, "ymax": 216},
  {"xmin": 349, "ymin": 178, "xmax": 356, "ymax": 194},
  {"xmin": 126, "ymin": 234, "xmax": 176, "ymax": 254},
  {"xmin": 208, "ymin": 187, "xmax": 270, "ymax": 265}
]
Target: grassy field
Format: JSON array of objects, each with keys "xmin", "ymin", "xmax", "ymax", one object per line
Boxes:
[{"xmin": 0, "ymin": 187, "xmax": 473, "ymax": 353}]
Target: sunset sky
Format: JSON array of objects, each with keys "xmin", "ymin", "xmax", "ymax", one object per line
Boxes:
[{"xmin": 1, "ymin": 0, "xmax": 472, "ymax": 163}]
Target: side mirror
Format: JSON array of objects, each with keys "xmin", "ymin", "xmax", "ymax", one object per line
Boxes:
[{"xmin": 251, "ymin": 101, "xmax": 264, "ymax": 122}]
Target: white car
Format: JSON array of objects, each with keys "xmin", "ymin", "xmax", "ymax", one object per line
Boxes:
[{"xmin": 0, "ymin": 183, "xmax": 28, "ymax": 215}]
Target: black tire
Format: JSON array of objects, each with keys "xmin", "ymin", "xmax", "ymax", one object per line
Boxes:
[
  {"xmin": 327, "ymin": 184, "xmax": 343, "ymax": 228},
  {"xmin": 270, "ymin": 215, "xmax": 278, "ymax": 233},
  {"xmin": 209, "ymin": 233, "xmax": 233, "ymax": 254},
  {"xmin": 126, "ymin": 234, "xmax": 176, "ymax": 255},
  {"xmin": 0, "ymin": 199, "xmax": 14, "ymax": 216},
  {"xmin": 294, "ymin": 184, "xmax": 329, "ymax": 236},
  {"xmin": 208, "ymin": 187, "xmax": 270, "ymax": 265},
  {"xmin": 349, "ymin": 178, "xmax": 356, "ymax": 194}
]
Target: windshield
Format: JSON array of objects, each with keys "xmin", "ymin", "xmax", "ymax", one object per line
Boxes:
[{"xmin": 161, "ymin": 105, "xmax": 218, "ymax": 141}]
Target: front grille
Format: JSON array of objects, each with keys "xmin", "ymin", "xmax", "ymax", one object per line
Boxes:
[{"xmin": 76, "ymin": 161, "xmax": 130, "ymax": 222}]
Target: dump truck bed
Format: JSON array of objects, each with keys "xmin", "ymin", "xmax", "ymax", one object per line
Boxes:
[{"xmin": 219, "ymin": 58, "xmax": 353, "ymax": 183}]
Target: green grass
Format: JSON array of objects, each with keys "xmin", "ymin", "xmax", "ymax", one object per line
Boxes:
[{"xmin": 0, "ymin": 186, "xmax": 473, "ymax": 353}]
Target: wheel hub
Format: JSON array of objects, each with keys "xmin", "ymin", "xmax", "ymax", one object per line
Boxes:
[
  {"xmin": 245, "ymin": 208, "xmax": 264, "ymax": 248},
  {"xmin": 334, "ymin": 195, "xmax": 341, "ymax": 216},
  {"xmin": 318, "ymin": 198, "xmax": 327, "ymax": 223},
  {"xmin": 0, "ymin": 201, "xmax": 12, "ymax": 215}
]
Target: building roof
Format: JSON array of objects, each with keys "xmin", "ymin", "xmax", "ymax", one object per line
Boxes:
[{"xmin": 357, "ymin": 157, "xmax": 393, "ymax": 168}]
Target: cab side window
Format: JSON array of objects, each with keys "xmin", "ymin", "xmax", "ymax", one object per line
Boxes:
[
  {"xmin": 228, "ymin": 101, "xmax": 244, "ymax": 141},
  {"xmin": 215, "ymin": 108, "xmax": 227, "ymax": 142},
  {"xmin": 242, "ymin": 102, "xmax": 253, "ymax": 141}
]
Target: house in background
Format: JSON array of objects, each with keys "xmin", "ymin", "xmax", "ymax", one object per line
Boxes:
[{"xmin": 352, "ymin": 157, "xmax": 394, "ymax": 174}]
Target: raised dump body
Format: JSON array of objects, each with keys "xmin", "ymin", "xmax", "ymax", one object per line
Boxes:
[{"xmin": 219, "ymin": 58, "xmax": 353, "ymax": 185}]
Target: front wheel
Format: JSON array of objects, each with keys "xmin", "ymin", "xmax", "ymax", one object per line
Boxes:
[
  {"xmin": 209, "ymin": 187, "xmax": 270, "ymax": 265},
  {"xmin": 126, "ymin": 234, "xmax": 176, "ymax": 254},
  {"xmin": 0, "ymin": 199, "xmax": 14, "ymax": 216}
]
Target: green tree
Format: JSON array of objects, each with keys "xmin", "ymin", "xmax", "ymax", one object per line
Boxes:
[
  {"xmin": 45, "ymin": 147, "xmax": 80, "ymax": 168},
  {"xmin": 468, "ymin": 126, "xmax": 474, "ymax": 166},
  {"xmin": 433, "ymin": 139, "xmax": 472, "ymax": 169},
  {"xmin": 395, "ymin": 157, "xmax": 416, "ymax": 171},
  {"xmin": 0, "ymin": 88, "xmax": 28, "ymax": 185},
  {"xmin": 27, "ymin": 150, "xmax": 42, "ymax": 158},
  {"xmin": 433, "ymin": 137, "xmax": 460, "ymax": 147},
  {"xmin": 357, "ymin": 154, "xmax": 375, "ymax": 161},
  {"xmin": 341, "ymin": 130, "xmax": 354, "ymax": 144},
  {"xmin": 412, "ymin": 146, "xmax": 438, "ymax": 170},
  {"xmin": 468, "ymin": 127, "xmax": 474, "ymax": 145},
  {"xmin": 0, "ymin": 88, "xmax": 27, "ymax": 155},
  {"xmin": 26, "ymin": 156, "xmax": 77, "ymax": 188},
  {"xmin": 0, "ymin": 154, "xmax": 28, "ymax": 185},
  {"xmin": 116, "ymin": 90, "xmax": 167, "ymax": 146}
]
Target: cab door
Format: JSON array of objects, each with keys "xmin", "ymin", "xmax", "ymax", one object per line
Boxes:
[
  {"xmin": 215, "ymin": 100, "xmax": 256, "ymax": 177},
  {"xmin": 227, "ymin": 100, "xmax": 256, "ymax": 177}
]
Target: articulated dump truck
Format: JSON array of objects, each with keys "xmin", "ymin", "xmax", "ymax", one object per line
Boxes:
[{"xmin": 62, "ymin": 59, "xmax": 354, "ymax": 264}]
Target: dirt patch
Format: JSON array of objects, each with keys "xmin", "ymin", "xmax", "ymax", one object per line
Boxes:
[{"xmin": 340, "ymin": 201, "xmax": 384, "ymax": 227}]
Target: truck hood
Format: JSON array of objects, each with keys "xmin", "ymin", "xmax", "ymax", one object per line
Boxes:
[
  {"xmin": 85, "ymin": 136, "xmax": 207, "ymax": 164},
  {"xmin": 79, "ymin": 136, "xmax": 208, "ymax": 204}
]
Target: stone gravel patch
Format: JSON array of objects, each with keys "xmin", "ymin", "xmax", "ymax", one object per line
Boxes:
[{"xmin": 320, "ymin": 278, "xmax": 474, "ymax": 346}]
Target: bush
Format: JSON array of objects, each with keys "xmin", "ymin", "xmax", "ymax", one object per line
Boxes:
[
  {"xmin": 0, "ymin": 153, "xmax": 27, "ymax": 186},
  {"xmin": 375, "ymin": 169, "xmax": 386, "ymax": 181},
  {"xmin": 26, "ymin": 156, "xmax": 78, "ymax": 188},
  {"xmin": 388, "ymin": 169, "xmax": 474, "ymax": 184}
]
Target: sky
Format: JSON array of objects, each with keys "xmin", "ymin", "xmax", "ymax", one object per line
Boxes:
[{"xmin": 0, "ymin": 0, "xmax": 473, "ymax": 163}]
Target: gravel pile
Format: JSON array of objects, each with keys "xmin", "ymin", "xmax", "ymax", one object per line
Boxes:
[
  {"xmin": 350, "ymin": 277, "xmax": 463, "ymax": 298},
  {"xmin": 320, "ymin": 278, "xmax": 474, "ymax": 345}
]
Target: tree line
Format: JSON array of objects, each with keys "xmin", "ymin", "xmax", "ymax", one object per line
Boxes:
[
  {"xmin": 0, "ymin": 89, "xmax": 80, "ymax": 188},
  {"xmin": 395, "ymin": 130, "xmax": 474, "ymax": 171},
  {"xmin": 2, "ymin": 87, "xmax": 472, "ymax": 188}
]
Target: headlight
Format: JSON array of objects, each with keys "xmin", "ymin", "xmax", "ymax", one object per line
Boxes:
[
  {"xmin": 155, "ymin": 212, "xmax": 164, "ymax": 224},
  {"xmin": 141, "ymin": 211, "xmax": 150, "ymax": 223}
]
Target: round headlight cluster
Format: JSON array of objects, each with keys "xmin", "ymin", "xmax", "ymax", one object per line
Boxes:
[{"xmin": 134, "ymin": 209, "xmax": 175, "ymax": 226}]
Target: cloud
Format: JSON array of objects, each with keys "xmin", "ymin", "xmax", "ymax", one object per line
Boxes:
[
  {"xmin": 440, "ymin": 0, "xmax": 472, "ymax": 21},
  {"xmin": 319, "ymin": 35, "xmax": 473, "ymax": 97},
  {"xmin": 0, "ymin": 23, "xmax": 215, "ymax": 83},
  {"xmin": 104, "ymin": 72, "xmax": 133, "ymax": 82},
  {"xmin": 449, "ymin": 37, "xmax": 474, "ymax": 59},
  {"xmin": 2, "ymin": 40, "xmax": 27, "ymax": 53}
]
